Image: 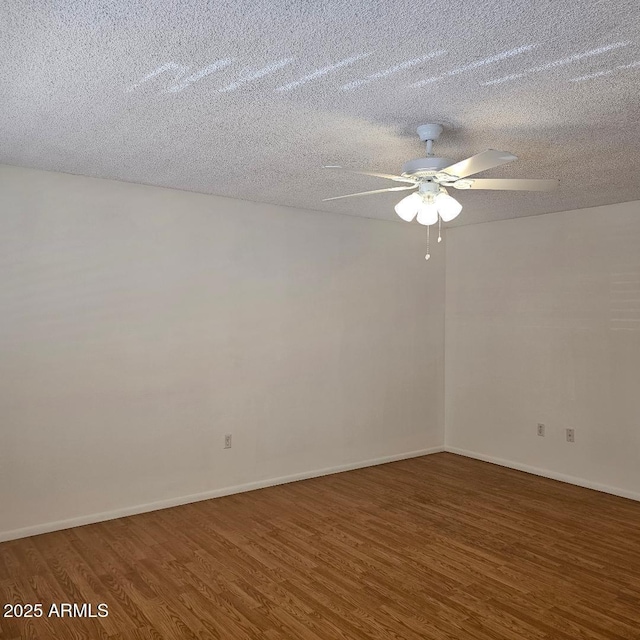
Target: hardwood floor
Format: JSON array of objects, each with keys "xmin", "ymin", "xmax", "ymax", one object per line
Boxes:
[{"xmin": 2, "ymin": 452, "xmax": 640, "ymax": 639}]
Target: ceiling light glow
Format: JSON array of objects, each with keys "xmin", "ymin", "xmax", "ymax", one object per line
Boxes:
[
  {"xmin": 219, "ymin": 59, "xmax": 294, "ymax": 92},
  {"xmin": 126, "ymin": 62, "xmax": 189, "ymax": 92},
  {"xmin": 570, "ymin": 60, "xmax": 640, "ymax": 82},
  {"xmin": 275, "ymin": 53, "xmax": 372, "ymax": 92},
  {"xmin": 409, "ymin": 45, "xmax": 536, "ymax": 88},
  {"xmin": 165, "ymin": 59, "xmax": 235, "ymax": 93},
  {"xmin": 341, "ymin": 51, "xmax": 446, "ymax": 90},
  {"xmin": 483, "ymin": 41, "xmax": 630, "ymax": 85}
]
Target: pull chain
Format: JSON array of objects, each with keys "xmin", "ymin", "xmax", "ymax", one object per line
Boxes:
[
  {"xmin": 437, "ymin": 217, "xmax": 442, "ymax": 243},
  {"xmin": 425, "ymin": 225, "xmax": 431, "ymax": 261}
]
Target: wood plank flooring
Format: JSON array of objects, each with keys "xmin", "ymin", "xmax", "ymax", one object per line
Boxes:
[{"xmin": 2, "ymin": 452, "xmax": 640, "ymax": 639}]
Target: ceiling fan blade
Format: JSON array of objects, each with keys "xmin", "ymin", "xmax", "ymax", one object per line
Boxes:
[
  {"xmin": 322, "ymin": 185, "xmax": 417, "ymax": 201},
  {"xmin": 323, "ymin": 166, "xmax": 416, "ymax": 184},
  {"xmin": 441, "ymin": 150, "xmax": 518, "ymax": 179},
  {"xmin": 454, "ymin": 178, "xmax": 559, "ymax": 191}
]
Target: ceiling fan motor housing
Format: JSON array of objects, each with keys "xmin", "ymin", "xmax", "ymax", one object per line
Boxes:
[{"xmin": 402, "ymin": 156, "xmax": 455, "ymax": 178}]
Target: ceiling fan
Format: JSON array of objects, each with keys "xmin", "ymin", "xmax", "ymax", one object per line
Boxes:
[{"xmin": 322, "ymin": 124, "xmax": 558, "ymax": 231}]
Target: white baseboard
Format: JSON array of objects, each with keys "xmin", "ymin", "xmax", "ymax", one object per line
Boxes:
[
  {"xmin": 0, "ymin": 446, "xmax": 444, "ymax": 543},
  {"xmin": 445, "ymin": 446, "xmax": 640, "ymax": 502}
]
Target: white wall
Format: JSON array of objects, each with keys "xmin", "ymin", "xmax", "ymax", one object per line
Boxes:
[
  {"xmin": 0, "ymin": 165, "xmax": 445, "ymax": 539},
  {"xmin": 445, "ymin": 200, "xmax": 640, "ymax": 499}
]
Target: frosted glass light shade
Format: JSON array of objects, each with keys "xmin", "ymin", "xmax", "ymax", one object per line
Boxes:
[
  {"xmin": 394, "ymin": 193, "xmax": 421, "ymax": 222},
  {"xmin": 416, "ymin": 202, "xmax": 438, "ymax": 226},
  {"xmin": 436, "ymin": 193, "xmax": 462, "ymax": 222}
]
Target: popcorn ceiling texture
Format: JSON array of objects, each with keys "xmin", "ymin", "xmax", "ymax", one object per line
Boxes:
[{"xmin": 1, "ymin": 0, "xmax": 639, "ymax": 225}]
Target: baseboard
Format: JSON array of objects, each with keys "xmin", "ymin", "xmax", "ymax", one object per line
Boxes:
[
  {"xmin": 445, "ymin": 446, "xmax": 640, "ymax": 502},
  {"xmin": 0, "ymin": 446, "xmax": 444, "ymax": 543}
]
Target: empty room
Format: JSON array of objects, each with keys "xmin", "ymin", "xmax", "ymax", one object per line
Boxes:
[{"xmin": 1, "ymin": 1, "xmax": 640, "ymax": 638}]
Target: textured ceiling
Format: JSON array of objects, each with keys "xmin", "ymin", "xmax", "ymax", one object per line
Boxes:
[{"xmin": 1, "ymin": 0, "xmax": 639, "ymax": 226}]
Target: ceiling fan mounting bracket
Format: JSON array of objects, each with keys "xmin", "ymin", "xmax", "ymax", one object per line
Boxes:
[{"xmin": 416, "ymin": 124, "xmax": 444, "ymax": 142}]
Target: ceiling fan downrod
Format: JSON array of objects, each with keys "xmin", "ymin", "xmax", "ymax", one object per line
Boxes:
[{"xmin": 417, "ymin": 123, "xmax": 443, "ymax": 158}]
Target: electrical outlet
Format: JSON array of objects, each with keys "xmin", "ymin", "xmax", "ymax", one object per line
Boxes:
[
  {"xmin": 566, "ymin": 428, "xmax": 575, "ymax": 443},
  {"xmin": 224, "ymin": 434, "xmax": 232, "ymax": 449},
  {"xmin": 537, "ymin": 423, "xmax": 545, "ymax": 437}
]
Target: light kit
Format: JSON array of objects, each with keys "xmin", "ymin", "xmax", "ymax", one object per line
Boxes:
[{"xmin": 394, "ymin": 182, "xmax": 462, "ymax": 225}]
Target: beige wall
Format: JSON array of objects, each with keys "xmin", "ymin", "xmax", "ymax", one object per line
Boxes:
[
  {"xmin": 5, "ymin": 162, "xmax": 635, "ymax": 541},
  {"xmin": 445, "ymin": 200, "xmax": 640, "ymax": 499},
  {"xmin": 0, "ymin": 164, "xmax": 445, "ymax": 539}
]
